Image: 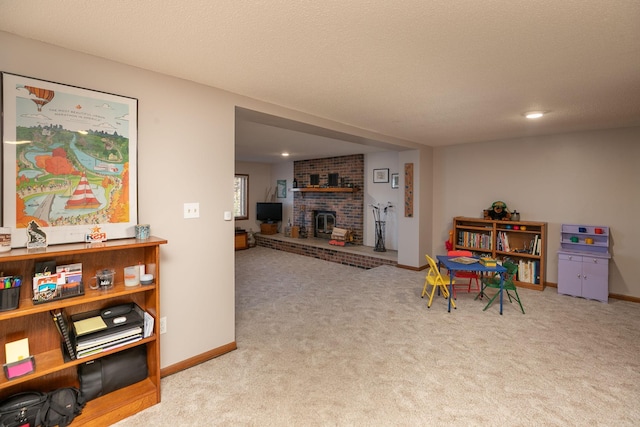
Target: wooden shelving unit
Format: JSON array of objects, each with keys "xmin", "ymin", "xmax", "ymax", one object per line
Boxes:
[
  {"xmin": 453, "ymin": 217, "xmax": 547, "ymax": 290},
  {"xmin": 0, "ymin": 236, "xmax": 167, "ymax": 426}
]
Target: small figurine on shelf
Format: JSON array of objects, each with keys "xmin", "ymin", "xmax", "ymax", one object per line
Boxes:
[
  {"xmin": 26, "ymin": 220, "xmax": 47, "ymax": 249},
  {"xmin": 511, "ymin": 210, "xmax": 520, "ymax": 221},
  {"xmin": 483, "ymin": 201, "xmax": 512, "ymax": 221},
  {"xmin": 247, "ymin": 229, "xmax": 256, "ymax": 247}
]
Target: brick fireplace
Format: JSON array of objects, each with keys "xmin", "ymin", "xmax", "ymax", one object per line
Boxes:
[
  {"xmin": 293, "ymin": 154, "xmax": 364, "ymax": 244},
  {"xmin": 314, "ymin": 210, "xmax": 336, "ymax": 239}
]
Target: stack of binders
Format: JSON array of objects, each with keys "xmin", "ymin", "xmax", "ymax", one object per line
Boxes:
[{"xmin": 71, "ymin": 303, "xmax": 145, "ymax": 359}]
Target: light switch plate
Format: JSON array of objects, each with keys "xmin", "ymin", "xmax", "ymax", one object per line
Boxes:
[{"xmin": 184, "ymin": 202, "xmax": 200, "ymax": 219}]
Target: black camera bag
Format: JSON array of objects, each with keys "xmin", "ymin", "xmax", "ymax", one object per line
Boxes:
[
  {"xmin": 43, "ymin": 387, "xmax": 85, "ymax": 427},
  {"xmin": 0, "ymin": 391, "xmax": 48, "ymax": 427},
  {"xmin": 78, "ymin": 346, "xmax": 148, "ymax": 401}
]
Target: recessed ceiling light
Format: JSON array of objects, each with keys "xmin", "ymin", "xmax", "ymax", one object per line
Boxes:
[
  {"xmin": 281, "ymin": 152, "xmax": 290, "ymax": 157},
  {"xmin": 524, "ymin": 111, "xmax": 545, "ymax": 119}
]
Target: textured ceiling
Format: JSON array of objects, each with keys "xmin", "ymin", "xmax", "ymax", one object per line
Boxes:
[{"xmin": 1, "ymin": 1, "xmax": 639, "ymax": 162}]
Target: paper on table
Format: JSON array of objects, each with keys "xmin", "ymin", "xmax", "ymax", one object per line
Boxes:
[{"xmin": 450, "ymin": 256, "xmax": 478, "ymax": 264}]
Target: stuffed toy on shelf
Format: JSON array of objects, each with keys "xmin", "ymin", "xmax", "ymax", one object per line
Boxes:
[{"xmin": 483, "ymin": 201, "xmax": 512, "ymax": 220}]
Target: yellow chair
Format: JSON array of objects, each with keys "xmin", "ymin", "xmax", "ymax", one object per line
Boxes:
[{"xmin": 421, "ymin": 255, "xmax": 456, "ymax": 309}]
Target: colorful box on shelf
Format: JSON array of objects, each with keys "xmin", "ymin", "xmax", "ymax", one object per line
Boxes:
[
  {"xmin": 32, "ymin": 263, "xmax": 84, "ymax": 304},
  {"xmin": 479, "ymin": 257, "xmax": 497, "ymax": 267}
]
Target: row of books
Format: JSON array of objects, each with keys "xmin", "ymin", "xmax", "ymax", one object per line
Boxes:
[
  {"xmin": 496, "ymin": 232, "xmax": 541, "ymax": 255},
  {"xmin": 496, "ymin": 232, "xmax": 511, "ymax": 252},
  {"xmin": 457, "ymin": 231, "xmax": 492, "ymax": 250},
  {"xmin": 530, "ymin": 234, "xmax": 542, "ymax": 256},
  {"xmin": 51, "ymin": 303, "xmax": 153, "ymax": 360},
  {"xmin": 517, "ymin": 260, "xmax": 540, "ymax": 284}
]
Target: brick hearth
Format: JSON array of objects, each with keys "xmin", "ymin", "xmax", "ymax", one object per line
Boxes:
[{"xmin": 255, "ymin": 234, "xmax": 397, "ymax": 270}]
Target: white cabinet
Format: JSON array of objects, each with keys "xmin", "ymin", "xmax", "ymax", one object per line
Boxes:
[
  {"xmin": 558, "ymin": 224, "xmax": 610, "ymax": 303},
  {"xmin": 557, "ymin": 253, "xmax": 609, "ymax": 302}
]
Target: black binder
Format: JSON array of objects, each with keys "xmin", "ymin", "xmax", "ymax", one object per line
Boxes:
[{"xmin": 51, "ymin": 309, "xmax": 77, "ymax": 360}]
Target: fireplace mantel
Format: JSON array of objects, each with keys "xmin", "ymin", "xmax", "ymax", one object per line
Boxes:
[{"xmin": 291, "ymin": 187, "xmax": 359, "ymax": 196}]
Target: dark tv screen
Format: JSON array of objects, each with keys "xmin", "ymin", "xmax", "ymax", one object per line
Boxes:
[{"xmin": 256, "ymin": 202, "xmax": 283, "ymax": 222}]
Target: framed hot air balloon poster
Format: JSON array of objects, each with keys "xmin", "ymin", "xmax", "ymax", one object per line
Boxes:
[{"xmin": 1, "ymin": 73, "xmax": 138, "ymax": 246}]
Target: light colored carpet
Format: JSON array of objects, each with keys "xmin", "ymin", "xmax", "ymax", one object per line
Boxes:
[{"xmin": 115, "ymin": 246, "xmax": 640, "ymax": 426}]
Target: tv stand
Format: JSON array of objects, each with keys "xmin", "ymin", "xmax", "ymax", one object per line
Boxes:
[{"xmin": 260, "ymin": 223, "xmax": 278, "ymax": 235}]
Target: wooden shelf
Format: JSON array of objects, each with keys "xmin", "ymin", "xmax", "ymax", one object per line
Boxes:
[
  {"xmin": 72, "ymin": 378, "xmax": 159, "ymax": 426},
  {"xmin": 0, "ymin": 282, "xmax": 157, "ymax": 321},
  {"xmin": 0, "ymin": 337, "xmax": 156, "ymax": 389},
  {"xmin": 0, "ymin": 236, "xmax": 166, "ymax": 425}
]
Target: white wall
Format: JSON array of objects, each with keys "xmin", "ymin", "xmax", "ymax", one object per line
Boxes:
[
  {"xmin": 433, "ymin": 128, "xmax": 640, "ymax": 298},
  {"xmin": 1, "ymin": 32, "xmax": 236, "ymax": 367},
  {"xmin": 397, "ymin": 148, "xmax": 435, "ymax": 268},
  {"xmin": 364, "ymin": 152, "xmax": 400, "ymax": 250},
  {"xmin": 2, "ymin": 31, "xmax": 427, "ymax": 369}
]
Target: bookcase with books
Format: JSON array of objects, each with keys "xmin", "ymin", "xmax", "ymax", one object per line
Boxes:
[
  {"xmin": 453, "ymin": 217, "xmax": 547, "ymax": 290},
  {"xmin": 0, "ymin": 237, "xmax": 166, "ymax": 425}
]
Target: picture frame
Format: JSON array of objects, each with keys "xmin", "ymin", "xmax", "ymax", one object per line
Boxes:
[
  {"xmin": 276, "ymin": 179, "xmax": 286, "ymax": 198},
  {"xmin": 391, "ymin": 173, "xmax": 399, "ymax": 189},
  {"xmin": 1, "ymin": 72, "xmax": 138, "ymax": 246},
  {"xmin": 373, "ymin": 168, "xmax": 389, "ymax": 183}
]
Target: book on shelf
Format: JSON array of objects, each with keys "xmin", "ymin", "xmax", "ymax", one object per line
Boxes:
[
  {"xmin": 479, "ymin": 257, "xmax": 497, "ymax": 267},
  {"xmin": 517, "ymin": 260, "xmax": 539, "ymax": 284},
  {"xmin": 75, "ymin": 326, "xmax": 143, "ymax": 351},
  {"xmin": 458, "ymin": 231, "xmax": 492, "ymax": 250},
  {"xmin": 497, "ymin": 232, "xmax": 510, "ymax": 252},
  {"xmin": 75, "ymin": 328, "xmax": 143, "ymax": 359},
  {"xmin": 530, "ymin": 234, "xmax": 540, "ymax": 256},
  {"xmin": 51, "ymin": 309, "xmax": 76, "ymax": 360}
]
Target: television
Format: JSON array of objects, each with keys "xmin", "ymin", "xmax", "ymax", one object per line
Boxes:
[{"xmin": 256, "ymin": 202, "xmax": 283, "ymax": 223}]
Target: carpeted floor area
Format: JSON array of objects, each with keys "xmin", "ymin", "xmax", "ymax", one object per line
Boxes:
[{"xmin": 115, "ymin": 246, "xmax": 640, "ymax": 426}]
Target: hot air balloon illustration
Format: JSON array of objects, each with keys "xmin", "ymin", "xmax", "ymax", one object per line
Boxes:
[{"xmin": 24, "ymin": 86, "xmax": 55, "ymax": 111}]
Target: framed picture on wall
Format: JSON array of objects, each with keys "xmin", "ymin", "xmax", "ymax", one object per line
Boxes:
[
  {"xmin": 276, "ymin": 179, "xmax": 286, "ymax": 198},
  {"xmin": 1, "ymin": 72, "xmax": 138, "ymax": 246},
  {"xmin": 391, "ymin": 173, "xmax": 399, "ymax": 189},
  {"xmin": 373, "ymin": 168, "xmax": 389, "ymax": 183}
]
